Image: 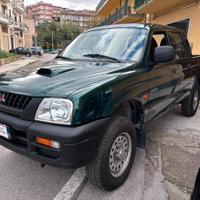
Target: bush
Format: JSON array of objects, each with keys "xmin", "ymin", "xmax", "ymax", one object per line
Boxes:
[{"xmin": 0, "ymin": 50, "xmax": 15, "ymax": 59}]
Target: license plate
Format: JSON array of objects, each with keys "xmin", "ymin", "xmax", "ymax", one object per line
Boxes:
[{"xmin": 0, "ymin": 123, "xmax": 11, "ymax": 140}]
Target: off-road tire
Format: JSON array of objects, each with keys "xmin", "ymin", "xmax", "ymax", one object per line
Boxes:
[
  {"xmin": 86, "ymin": 116, "xmax": 137, "ymax": 191},
  {"xmin": 182, "ymin": 82, "xmax": 200, "ymax": 117}
]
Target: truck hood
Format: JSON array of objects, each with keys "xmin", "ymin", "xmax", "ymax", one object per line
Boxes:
[{"xmin": 0, "ymin": 60, "xmax": 132, "ymax": 97}]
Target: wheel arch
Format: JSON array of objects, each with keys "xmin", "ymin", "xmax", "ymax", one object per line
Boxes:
[{"xmin": 113, "ymin": 99, "xmax": 145, "ymax": 127}]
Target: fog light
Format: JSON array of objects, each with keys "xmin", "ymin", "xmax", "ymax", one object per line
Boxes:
[{"xmin": 36, "ymin": 137, "xmax": 60, "ymax": 149}]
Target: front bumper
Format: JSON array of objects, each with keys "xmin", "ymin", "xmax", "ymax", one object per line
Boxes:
[{"xmin": 0, "ymin": 111, "xmax": 109, "ymax": 168}]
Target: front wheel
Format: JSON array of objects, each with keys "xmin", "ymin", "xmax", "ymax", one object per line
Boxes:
[
  {"xmin": 86, "ymin": 116, "xmax": 136, "ymax": 191},
  {"xmin": 182, "ymin": 83, "xmax": 200, "ymax": 117}
]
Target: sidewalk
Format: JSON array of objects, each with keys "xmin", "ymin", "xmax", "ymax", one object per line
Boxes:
[
  {"xmin": 78, "ymin": 106, "xmax": 200, "ymax": 200},
  {"xmin": 0, "ymin": 57, "xmax": 37, "ymax": 73}
]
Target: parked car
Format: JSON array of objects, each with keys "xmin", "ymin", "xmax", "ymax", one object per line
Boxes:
[
  {"xmin": 1, "ymin": 24, "xmax": 200, "ymax": 191},
  {"xmin": 9, "ymin": 47, "xmax": 32, "ymax": 57},
  {"xmin": 31, "ymin": 47, "xmax": 44, "ymax": 56}
]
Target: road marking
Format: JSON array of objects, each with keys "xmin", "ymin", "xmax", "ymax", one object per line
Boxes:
[{"xmin": 54, "ymin": 167, "xmax": 87, "ymax": 200}]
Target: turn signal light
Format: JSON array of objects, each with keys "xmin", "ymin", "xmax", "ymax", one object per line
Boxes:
[{"xmin": 36, "ymin": 137, "xmax": 60, "ymax": 149}]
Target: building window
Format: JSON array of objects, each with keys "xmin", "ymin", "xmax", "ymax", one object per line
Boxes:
[{"xmin": 2, "ymin": 26, "xmax": 8, "ymax": 33}]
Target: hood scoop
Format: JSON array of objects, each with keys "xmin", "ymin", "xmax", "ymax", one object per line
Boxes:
[{"xmin": 37, "ymin": 67, "xmax": 75, "ymax": 77}]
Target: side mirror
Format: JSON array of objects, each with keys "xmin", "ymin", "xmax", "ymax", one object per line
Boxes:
[{"xmin": 154, "ymin": 46, "xmax": 175, "ymax": 63}]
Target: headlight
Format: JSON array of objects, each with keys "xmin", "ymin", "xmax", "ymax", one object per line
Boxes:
[{"xmin": 35, "ymin": 98, "xmax": 73, "ymax": 125}]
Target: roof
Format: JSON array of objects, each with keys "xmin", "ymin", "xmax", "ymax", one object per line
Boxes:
[{"xmin": 86, "ymin": 23, "xmax": 183, "ymax": 33}]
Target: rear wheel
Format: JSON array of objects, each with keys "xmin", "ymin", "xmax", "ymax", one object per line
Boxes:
[
  {"xmin": 86, "ymin": 116, "xmax": 136, "ymax": 191},
  {"xmin": 182, "ymin": 83, "xmax": 200, "ymax": 117}
]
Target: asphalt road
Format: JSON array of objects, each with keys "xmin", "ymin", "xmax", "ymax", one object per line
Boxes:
[
  {"xmin": 0, "ymin": 54, "xmax": 74, "ymax": 200},
  {"xmin": 32, "ymin": 53, "xmax": 57, "ymax": 63}
]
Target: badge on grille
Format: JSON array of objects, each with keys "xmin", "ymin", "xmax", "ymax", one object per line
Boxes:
[{"xmin": 0, "ymin": 93, "xmax": 5, "ymax": 103}]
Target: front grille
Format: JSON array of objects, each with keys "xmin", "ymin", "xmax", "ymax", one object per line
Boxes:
[{"xmin": 0, "ymin": 91, "xmax": 31, "ymax": 110}]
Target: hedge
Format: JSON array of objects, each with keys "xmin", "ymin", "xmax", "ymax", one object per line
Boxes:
[{"xmin": 0, "ymin": 50, "xmax": 15, "ymax": 59}]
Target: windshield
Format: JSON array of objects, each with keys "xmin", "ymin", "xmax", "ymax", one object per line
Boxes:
[{"xmin": 61, "ymin": 27, "xmax": 147, "ymax": 62}]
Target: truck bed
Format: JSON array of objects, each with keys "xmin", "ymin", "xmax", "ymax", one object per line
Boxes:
[{"xmin": 183, "ymin": 55, "xmax": 200, "ymax": 78}]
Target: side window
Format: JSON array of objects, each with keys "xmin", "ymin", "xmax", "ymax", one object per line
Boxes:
[
  {"xmin": 149, "ymin": 32, "xmax": 169, "ymax": 62},
  {"xmin": 153, "ymin": 33, "xmax": 169, "ymax": 47},
  {"xmin": 168, "ymin": 32, "xmax": 187, "ymax": 58}
]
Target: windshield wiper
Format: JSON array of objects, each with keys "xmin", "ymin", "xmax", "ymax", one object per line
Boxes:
[
  {"xmin": 83, "ymin": 54, "xmax": 122, "ymax": 63},
  {"xmin": 56, "ymin": 55, "xmax": 73, "ymax": 61}
]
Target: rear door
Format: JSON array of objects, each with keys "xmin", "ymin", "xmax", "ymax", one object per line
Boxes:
[
  {"xmin": 146, "ymin": 31, "xmax": 179, "ymax": 120},
  {"xmin": 167, "ymin": 31, "xmax": 194, "ymax": 96}
]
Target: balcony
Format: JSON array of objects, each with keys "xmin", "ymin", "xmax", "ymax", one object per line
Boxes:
[
  {"xmin": 0, "ymin": 12, "xmax": 10, "ymax": 25},
  {"xmin": 13, "ymin": 2, "xmax": 25, "ymax": 14},
  {"xmin": 135, "ymin": 0, "xmax": 195, "ymax": 16},
  {"xmin": 96, "ymin": 0, "xmax": 116, "ymax": 16},
  {"xmin": 14, "ymin": 22, "xmax": 25, "ymax": 31},
  {"xmin": 100, "ymin": 4, "xmax": 144, "ymax": 25}
]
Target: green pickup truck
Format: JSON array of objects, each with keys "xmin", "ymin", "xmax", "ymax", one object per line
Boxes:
[{"xmin": 0, "ymin": 23, "xmax": 200, "ymax": 191}]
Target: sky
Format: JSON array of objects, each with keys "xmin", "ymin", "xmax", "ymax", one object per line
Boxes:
[{"xmin": 24, "ymin": 0, "xmax": 101, "ymax": 11}]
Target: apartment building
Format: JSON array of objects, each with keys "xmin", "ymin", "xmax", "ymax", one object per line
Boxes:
[
  {"xmin": 0, "ymin": 0, "xmax": 11, "ymax": 51},
  {"xmin": 96, "ymin": 0, "xmax": 144, "ymax": 26},
  {"xmin": 27, "ymin": 2, "xmax": 95, "ymax": 30},
  {"xmin": 0, "ymin": 0, "xmax": 26, "ymax": 51},
  {"xmin": 135, "ymin": 0, "xmax": 200, "ymax": 54},
  {"xmin": 27, "ymin": 2, "xmax": 59, "ymax": 25},
  {"xmin": 61, "ymin": 9, "xmax": 95, "ymax": 30}
]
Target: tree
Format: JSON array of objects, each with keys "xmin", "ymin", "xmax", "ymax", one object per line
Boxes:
[{"xmin": 36, "ymin": 21, "xmax": 81, "ymax": 51}]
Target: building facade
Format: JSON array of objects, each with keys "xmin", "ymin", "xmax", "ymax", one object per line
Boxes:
[
  {"xmin": 96, "ymin": 0, "xmax": 144, "ymax": 25},
  {"xmin": 27, "ymin": 2, "xmax": 62, "ymax": 26},
  {"xmin": 23, "ymin": 15, "xmax": 36, "ymax": 48},
  {"xmin": 96, "ymin": 0, "xmax": 200, "ymax": 54},
  {"xmin": 135, "ymin": 0, "xmax": 200, "ymax": 54},
  {"xmin": 27, "ymin": 2, "xmax": 95, "ymax": 30},
  {"xmin": 61, "ymin": 9, "xmax": 95, "ymax": 30},
  {"xmin": 0, "ymin": 0, "xmax": 26, "ymax": 51}
]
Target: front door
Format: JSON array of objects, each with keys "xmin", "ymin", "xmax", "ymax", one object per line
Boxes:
[{"xmin": 146, "ymin": 32, "xmax": 179, "ymax": 120}]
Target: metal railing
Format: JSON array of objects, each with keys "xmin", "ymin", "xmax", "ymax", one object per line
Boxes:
[
  {"xmin": 13, "ymin": 2, "xmax": 25, "ymax": 12},
  {"xmin": 135, "ymin": 0, "xmax": 150, "ymax": 9},
  {"xmin": 14, "ymin": 21, "xmax": 24, "ymax": 30},
  {"xmin": 101, "ymin": 4, "xmax": 130, "ymax": 25}
]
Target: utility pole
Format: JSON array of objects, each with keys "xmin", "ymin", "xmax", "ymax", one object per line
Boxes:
[
  {"xmin": 52, "ymin": 30, "xmax": 54, "ymax": 51},
  {"xmin": 34, "ymin": 34, "xmax": 37, "ymax": 47},
  {"xmin": 34, "ymin": 21, "xmax": 37, "ymax": 47}
]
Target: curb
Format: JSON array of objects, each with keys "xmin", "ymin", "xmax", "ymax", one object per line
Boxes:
[
  {"xmin": 54, "ymin": 168, "xmax": 87, "ymax": 200},
  {"xmin": 0, "ymin": 59, "xmax": 37, "ymax": 73}
]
